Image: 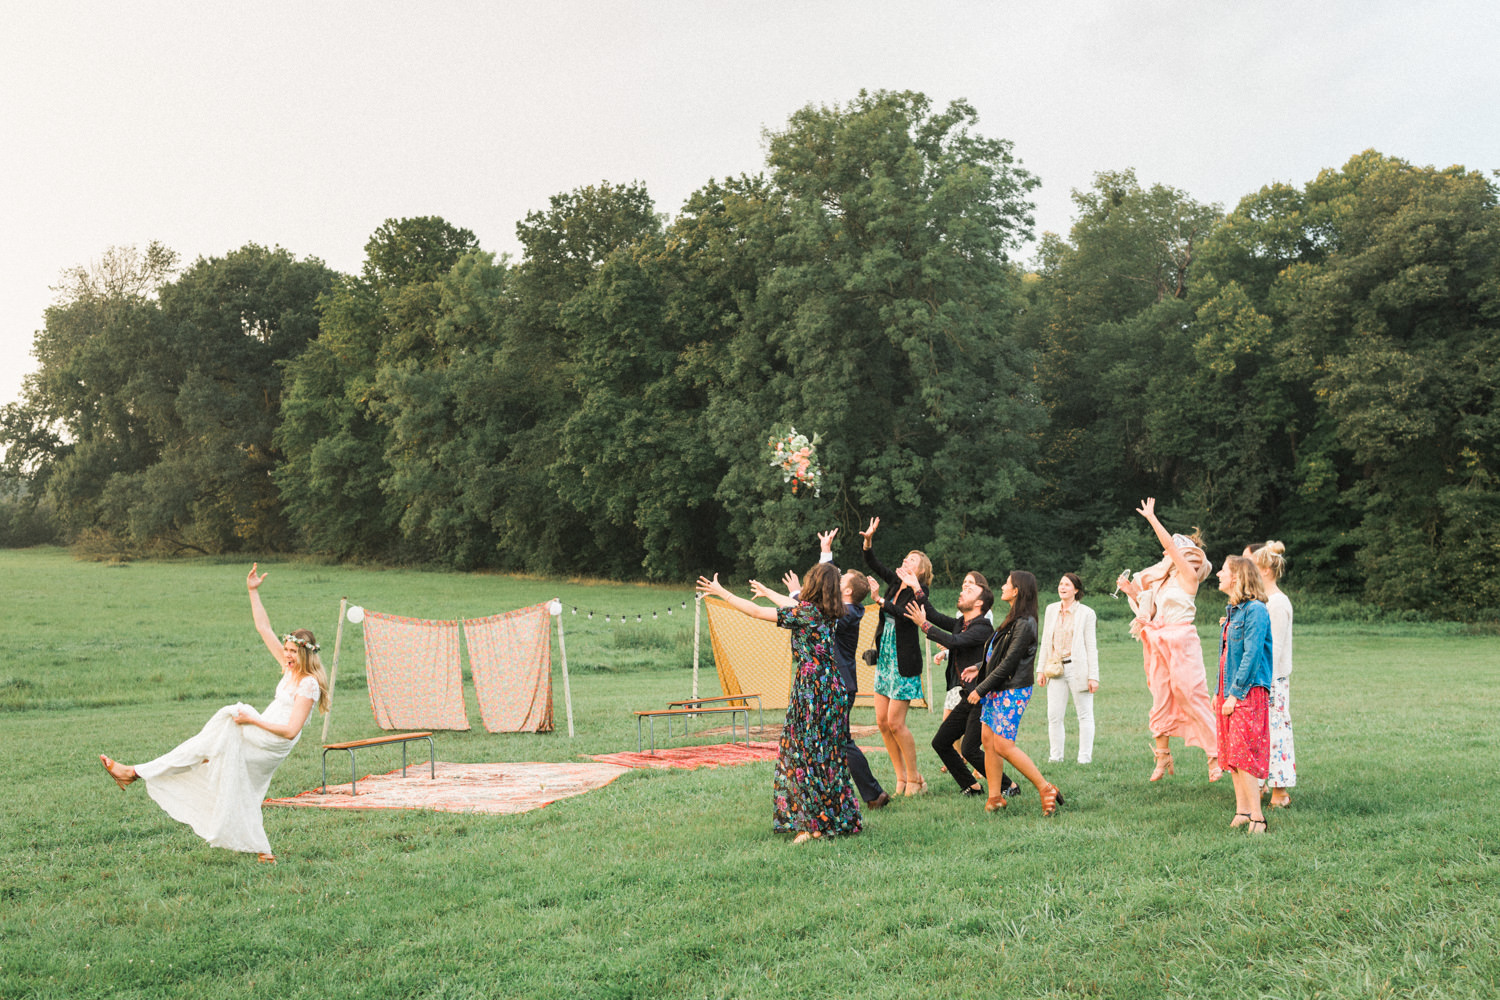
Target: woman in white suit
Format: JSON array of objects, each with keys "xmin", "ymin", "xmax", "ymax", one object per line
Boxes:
[{"xmin": 1037, "ymin": 573, "xmax": 1100, "ymax": 764}]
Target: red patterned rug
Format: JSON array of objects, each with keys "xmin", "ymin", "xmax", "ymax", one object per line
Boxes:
[
  {"xmin": 588, "ymin": 741, "xmax": 782, "ymax": 770},
  {"xmin": 264, "ymin": 761, "xmax": 630, "ymax": 815}
]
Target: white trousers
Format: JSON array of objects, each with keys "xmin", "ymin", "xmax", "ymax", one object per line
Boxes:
[{"xmin": 1045, "ymin": 680, "xmax": 1095, "ymax": 763}]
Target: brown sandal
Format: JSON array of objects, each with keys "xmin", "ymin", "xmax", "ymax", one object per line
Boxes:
[{"xmin": 100, "ymin": 755, "xmax": 135, "ymax": 790}]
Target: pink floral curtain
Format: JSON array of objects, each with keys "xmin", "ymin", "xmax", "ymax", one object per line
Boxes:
[
  {"xmin": 464, "ymin": 605, "xmax": 554, "ymax": 733},
  {"xmin": 362, "ymin": 611, "xmax": 470, "ymax": 731}
]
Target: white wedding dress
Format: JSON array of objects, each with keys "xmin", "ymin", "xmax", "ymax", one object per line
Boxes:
[{"xmin": 134, "ymin": 672, "xmax": 320, "ymax": 855}]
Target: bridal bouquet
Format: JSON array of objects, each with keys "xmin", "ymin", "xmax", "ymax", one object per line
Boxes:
[{"xmin": 768, "ymin": 425, "xmax": 824, "ymax": 497}]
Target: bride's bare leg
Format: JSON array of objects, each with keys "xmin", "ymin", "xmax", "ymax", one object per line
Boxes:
[{"xmin": 100, "ymin": 755, "xmax": 136, "ymax": 790}]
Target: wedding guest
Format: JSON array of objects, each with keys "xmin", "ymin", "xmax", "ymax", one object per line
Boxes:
[
  {"xmin": 759, "ymin": 529, "xmax": 890, "ymax": 810},
  {"xmin": 1037, "ymin": 573, "xmax": 1100, "ymax": 764},
  {"xmin": 697, "ymin": 564, "xmax": 862, "ymax": 844},
  {"xmin": 904, "ymin": 572, "xmax": 1014, "ymax": 797},
  {"xmin": 1215, "ymin": 555, "xmax": 1273, "ymax": 834},
  {"xmin": 966, "ymin": 571, "xmax": 1064, "ymax": 816},
  {"xmin": 1116, "ymin": 499, "xmax": 1221, "ymax": 783},
  {"xmin": 861, "ymin": 517, "xmax": 932, "ymax": 795},
  {"xmin": 100, "ymin": 564, "xmax": 329, "ymax": 863},
  {"xmin": 1247, "ymin": 540, "xmax": 1295, "ymax": 808}
]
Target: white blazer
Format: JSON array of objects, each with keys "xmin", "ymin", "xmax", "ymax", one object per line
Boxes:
[{"xmin": 1037, "ymin": 601, "xmax": 1099, "ymax": 694}]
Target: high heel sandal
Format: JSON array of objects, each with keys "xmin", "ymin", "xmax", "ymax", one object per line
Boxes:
[
  {"xmin": 906, "ymin": 775, "xmax": 929, "ymax": 796},
  {"xmin": 1040, "ymin": 783, "xmax": 1063, "ymax": 817},
  {"xmin": 1247, "ymin": 817, "xmax": 1268, "ymax": 835},
  {"xmin": 1207, "ymin": 758, "xmax": 1224, "ymax": 783},
  {"xmin": 984, "ymin": 795, "xmax": 1007, "ymax": 812},
  {"xmin": 895, "ymin": 779, "xmax": 908, "ymax": 796},
  {"xmin": 1230, "ymin": 812, "xmax": 1251, "ymax": 828},
  {"xmin": 1150, "ymin": 747, "xmax": 1175, "ymax": 782}
]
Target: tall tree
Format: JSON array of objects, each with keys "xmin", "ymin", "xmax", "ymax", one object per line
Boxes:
[
  {"xmin": 714, "ymin": 90, "xmax": 1043, "ymax": 577},
  {"xmin": 275, "ymin": 217, "xmax": 477, "ymax": 558}
]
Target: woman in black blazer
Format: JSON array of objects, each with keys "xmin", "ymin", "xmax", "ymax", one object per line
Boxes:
[
  {"xmin": 966, "ymin": 571, "xmax": 1064, "ymax": 816},
  {"xmin": 861, "ymin": 517, "xmax": 932, "ymax": 795}
]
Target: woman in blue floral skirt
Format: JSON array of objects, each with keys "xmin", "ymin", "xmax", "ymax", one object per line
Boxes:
[{"xmin": 697, "ymin": 563, "xmax": 863, "ymax": 844}]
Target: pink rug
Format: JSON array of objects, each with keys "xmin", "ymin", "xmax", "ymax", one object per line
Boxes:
[
  {"xmin": 588, "ymin": 741, "xmax": 782, "ymax": 770},
  {"xmin": 264, "ymin": 761, "xmax": 630, "ymax": 815}
]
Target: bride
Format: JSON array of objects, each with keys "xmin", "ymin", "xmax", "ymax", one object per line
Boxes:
[{"xmin": 100, "ymin": 564, "xmax": 329, "ymax": 863}]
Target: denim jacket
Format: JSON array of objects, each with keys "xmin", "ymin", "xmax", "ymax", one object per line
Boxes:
[{"xmin": 1221, "ymin": 599, "xmax": 1273, "ymax": 699}]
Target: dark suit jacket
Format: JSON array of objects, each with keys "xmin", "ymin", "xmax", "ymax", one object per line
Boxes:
[{"xmin": 919, "ymin": 604, "xmax": 994, "ymax": 693}]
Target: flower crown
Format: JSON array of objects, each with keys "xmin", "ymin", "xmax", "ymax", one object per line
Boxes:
[{"xmin": 283, "ymin": 633, "xmax": 321, "ymax": 653}]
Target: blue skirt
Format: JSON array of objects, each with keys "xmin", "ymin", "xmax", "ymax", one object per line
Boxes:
[{"xmin": 980, "ymin": 686, "xmax": 1033, "ymax": 740}]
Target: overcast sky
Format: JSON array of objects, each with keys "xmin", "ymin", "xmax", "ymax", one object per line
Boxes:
[{"xmin": 3, "ymin": 1, "xmax": 1497, "ymax": 413}]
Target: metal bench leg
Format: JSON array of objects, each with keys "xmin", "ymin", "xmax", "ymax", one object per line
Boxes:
[
  {"xmin": 425, "ymin": 736, "xmax": 436, "ymax": 779},
  {"xmin": 346, "ymin": 748, "xmax": 358, "ymax": 796}
]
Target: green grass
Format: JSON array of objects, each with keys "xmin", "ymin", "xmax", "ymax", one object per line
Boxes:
[{"xmin": 2, "ymin": 546, "xmax": 1498, "ymax": 999}]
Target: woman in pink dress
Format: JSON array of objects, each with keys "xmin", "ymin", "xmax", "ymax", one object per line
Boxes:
[
  {"xmin": 1115, "ymin": 499, "xmax": 1221, "ymax": 783},
  {"xmin": 100, "ymin": 565, "xmax": 330, "ymax": 863}
]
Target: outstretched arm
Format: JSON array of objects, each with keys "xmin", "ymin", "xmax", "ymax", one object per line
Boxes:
[
  {"xmin": 749, "ymin": 578, "xmax": 796, "ymax": 609},
  {"xmin": 247, "ymin": 564, "xmax": 282, "ymax": 660},
  {"xmin": 696, "ymin": 574, "xmax": 777, "ymax": 622},
  {"xmin": 1136, "ymin": 498, "xmax": 1200, "ymax": 596}
]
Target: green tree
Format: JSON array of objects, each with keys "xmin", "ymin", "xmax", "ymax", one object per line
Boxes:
[
  {"xmin": 275, "ymin": 217, "xmax": 477, "ymax": 558},
  {"xmin": 711, "ymin": 90, "xmax": 1044, "ymax": 578}
]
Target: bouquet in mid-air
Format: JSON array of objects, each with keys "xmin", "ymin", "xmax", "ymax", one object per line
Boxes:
[{"xmin": 768, "ymin": 425, "xmax": 824, "ymax": 497}]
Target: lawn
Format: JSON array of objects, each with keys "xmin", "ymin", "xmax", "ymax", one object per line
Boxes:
[{"xmin": 2, "ymin": 547, "xmax": 1497, "ymax": 999}]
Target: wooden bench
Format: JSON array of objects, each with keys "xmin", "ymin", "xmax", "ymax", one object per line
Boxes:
[
  {"xmin": 322, "ymin": 732, "xmax": 435, "ymax": 795},
  {"xmin": 664, "ymin": 693, "xmax": 765, "ymax": 736},
  {"xmin": 634, "ymin": 706, "xmax": 751, "ymax": 754}
]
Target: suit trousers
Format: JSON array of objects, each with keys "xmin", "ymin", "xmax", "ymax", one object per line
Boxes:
[
  {"xmin": 931, "ymin": 697, "xmax": 1014, "ymax": 793},
  {"xmin": 841, "ymin": 692, "xmax": 884, "ymax": 803}
]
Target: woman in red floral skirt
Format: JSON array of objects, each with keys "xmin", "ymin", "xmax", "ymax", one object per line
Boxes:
[{"xmin": 1214, "ymin": 555, "xmax": 1273, "ymax": 834}]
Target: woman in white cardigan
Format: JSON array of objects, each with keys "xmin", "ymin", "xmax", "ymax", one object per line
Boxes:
[{"xmin": 1037, "ymin": 573, "xmax": 1100, "ymax": 764}]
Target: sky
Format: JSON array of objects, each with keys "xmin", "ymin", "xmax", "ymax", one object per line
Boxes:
[{"xmin": 3, "ymin": 1, "xmax": 1498, "ymax": 414}]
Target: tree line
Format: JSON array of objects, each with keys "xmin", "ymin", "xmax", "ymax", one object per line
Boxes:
[{"xmin": 4, "ymin": 91, "xmax": 1497, "ymax": 617}]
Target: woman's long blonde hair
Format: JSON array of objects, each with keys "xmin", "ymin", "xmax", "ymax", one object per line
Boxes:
[{"xmin": 285, "ymin": 629, "xmax": 332, "ymax": 714}]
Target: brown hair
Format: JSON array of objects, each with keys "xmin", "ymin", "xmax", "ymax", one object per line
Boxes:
[
  {"xmin": 843, "ymin": 570, "xmax": 871, "ymax": 604},
  {"xmin": 965, "ymin": 571, "xmax": 994, "ymax": 616},
  {"xmin": 800, "ymin": 562, "xmax": 843, "ymax": 622},
  {"xmin": 998, "ymin": 571, "xmax": 1039, "ymax": 630},
  {"xmin": 1221, "ymin": 556, "xmax": 1268, "ymax": 606}
]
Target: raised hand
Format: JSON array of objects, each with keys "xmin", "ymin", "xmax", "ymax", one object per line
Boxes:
[
  {"xmin": 902, "ymin": 601, "xmax": 928, "ymax": 630},
  {"xmin": 781, "ymin": 570, "xmax": 801, "ymax": 595},
  {"xmin": 695, "ymin": 574, "xmax": 729, "ymax": 599},
  {"xmin": 748, "ymin": 579, "xmax": 778, "ymax": 602},
  {"xmin": 817, "ymin": 528, "xmax": 838, "ymax": 554},
  {"xmin": 859, "ymin": 517, "xmax": 880, "ymax": 549},
  {"xmin": 1135, "ymin": 497, "xmax": 1157, "ymax": 522},
  {"xmin": 247, "ymin": 563, "xmax": 268, "ymax": 590}
]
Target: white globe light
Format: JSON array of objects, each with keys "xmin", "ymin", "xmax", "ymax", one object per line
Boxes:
[
  {"xmin": 547, "ymin": 600, "xmax": 562, "ymax": 617},
  {"xmin": 347, "ymin": 605, "xmax": 366, "ymax": 623}
]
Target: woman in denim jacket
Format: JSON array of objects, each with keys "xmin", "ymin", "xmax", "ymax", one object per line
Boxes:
[{"xmin": 1214, "ymin": 555, "xmax": 1274, "ymax": 834}]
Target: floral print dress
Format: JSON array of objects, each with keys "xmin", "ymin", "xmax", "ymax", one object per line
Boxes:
[{"xmin": 773, "ymin": 603, "xmax": 863, "ymax": 838}]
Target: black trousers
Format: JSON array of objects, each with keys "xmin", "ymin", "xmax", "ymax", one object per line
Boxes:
[
  {"xmin": 841, "ymin": 693, "xmax": 884, "ymax": 803},
  {"xmin": 932, "ymin": 694, "xmax": 1013, "ymax": 793}
]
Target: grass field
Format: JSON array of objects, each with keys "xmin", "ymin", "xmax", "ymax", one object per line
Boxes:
[{"xmin": 2, "ymin": 547, "xmax": 1498, "ymax": 999}]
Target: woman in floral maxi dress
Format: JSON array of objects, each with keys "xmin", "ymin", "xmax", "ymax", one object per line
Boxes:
[{"xmin": 697, "ymin": 563, "xmax": 862, "ymax": 844}]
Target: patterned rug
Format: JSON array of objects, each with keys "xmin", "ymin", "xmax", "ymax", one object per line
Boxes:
[
  {"xmin": 588, "ymin": 739, "xmax": 885, "ymax": 771},
  {"xmin": 264, "ymin": 761, "xmax": 630, "ymax": 815}
]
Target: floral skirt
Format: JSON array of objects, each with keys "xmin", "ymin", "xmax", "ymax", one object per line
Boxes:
[
  {"xmin": 874, "ymin": 619, "xmax": 923, "ymax": 701},
  {"xmin": 980, "ymin": 686, "xmax": 1033, "ymax": 741},
  {"xmin": 1215, "ymin": 685, "xmax": 1270, "ymax": 779},
  {"xmin": 1263, "ymin": 674, "xmax": 1296, "ymax": 787}
]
